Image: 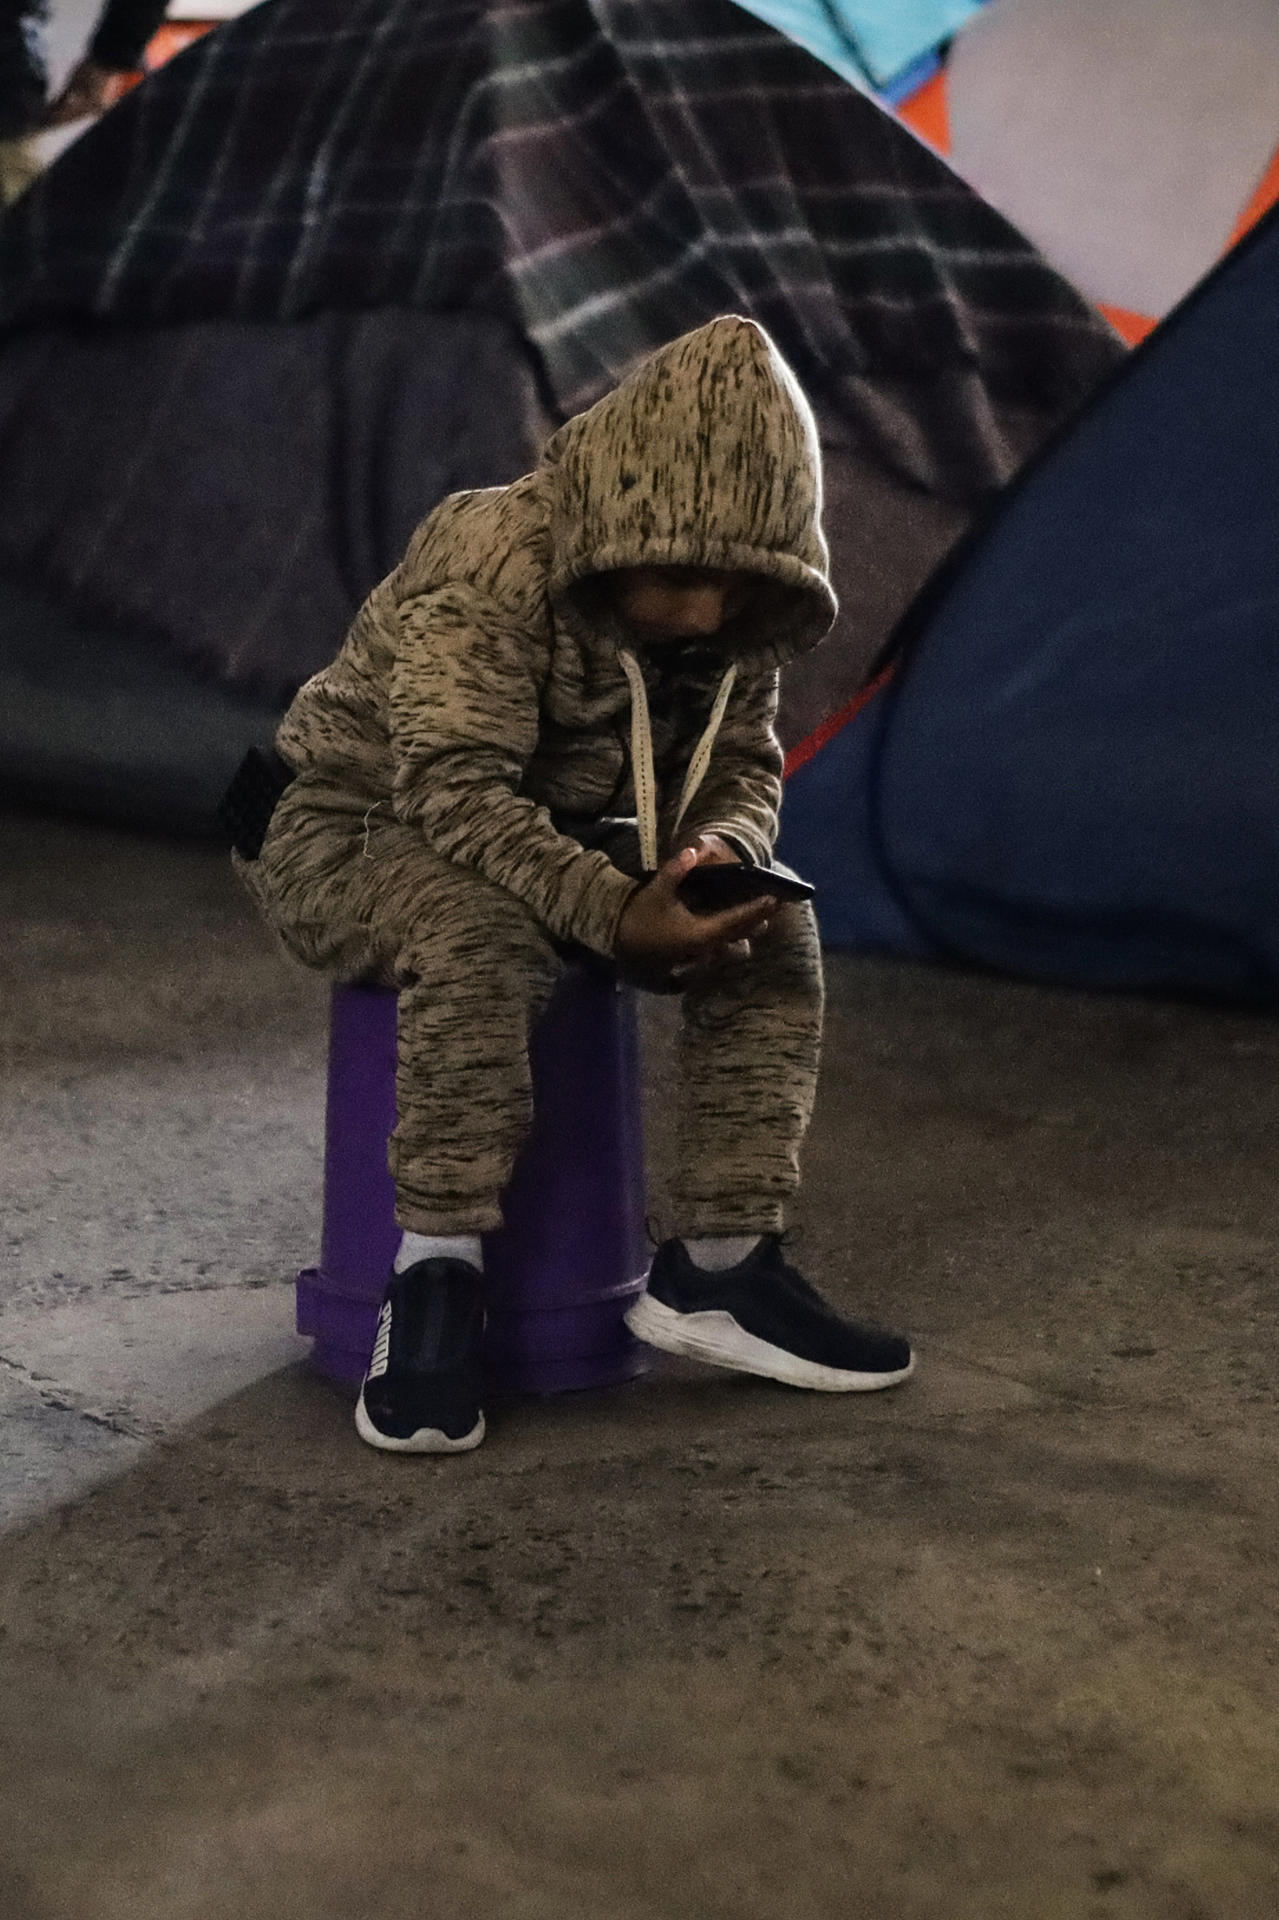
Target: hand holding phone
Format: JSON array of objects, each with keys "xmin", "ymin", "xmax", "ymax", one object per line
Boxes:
[
  {"xmin": 616, "ymin": 845, "xmax": 782, "ymax": 982},
  {"xmin": 677, "ymin": 862, "xmax": 814, "ymax": 914}
]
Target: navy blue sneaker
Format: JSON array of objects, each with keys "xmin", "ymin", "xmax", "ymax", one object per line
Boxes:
[
  {"xmin": 625, "ymin": 1235, "xmax": 914, "ymax": 1391},
  {"xmin": 355, "ymin": 1260, "xmax": 486, "ymax": 1453}
]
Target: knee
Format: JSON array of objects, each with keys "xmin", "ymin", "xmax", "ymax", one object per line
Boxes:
[
  {"xmin": 396, "ymin": 877, "xmax": 558, "ymax": 993},
  {"xmin": 759, "ymin": 896, "xmax": 822, "ymax": 970}
]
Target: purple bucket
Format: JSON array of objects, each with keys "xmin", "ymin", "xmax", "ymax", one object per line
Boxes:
[{"xmin": 296, "ymin": 969, "xmax": 651, "ymax": 1394}]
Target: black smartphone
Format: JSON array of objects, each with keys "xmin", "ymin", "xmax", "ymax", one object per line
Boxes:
[{"xmin": 678, "ymin": 863, "xmax": 815, "ymax": 913}]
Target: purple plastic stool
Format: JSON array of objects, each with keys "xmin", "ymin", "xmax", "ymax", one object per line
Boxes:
[{"xmin": 296, "ymin": 968, "xmax": 651, "ymax": 1394}]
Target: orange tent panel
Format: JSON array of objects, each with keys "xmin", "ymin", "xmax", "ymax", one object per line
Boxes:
[{"xmin": 896, "ymin": 67, "xmax": 951, "ymax": 154}]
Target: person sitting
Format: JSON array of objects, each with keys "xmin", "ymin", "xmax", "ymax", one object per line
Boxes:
[{"xmin": 234, "ymin": 314, "xmax": 915, "ymax": 1455}]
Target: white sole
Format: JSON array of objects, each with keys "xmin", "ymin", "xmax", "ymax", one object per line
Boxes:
[
  {"xmin": 355, "ymin": 1391, "xmax": 485, "ymax": 1454},
  {"xmin": 624, "ymin": 1294, "xmax": 915, "ymax": 1393}
]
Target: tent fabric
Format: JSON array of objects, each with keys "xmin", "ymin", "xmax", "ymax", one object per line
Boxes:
[
  {"xmin": 946, "ymin": 0, "xmax": 1279, "ymax": 321},
  {"xmin": 0, "ymin": 571, "xmax": 282, "ymax": 835},
  {"xmin": 0, "ymin": 0, "xmax": 1116, "ymax": 426},
  {"xmin": 0, "ymin": 0, "xmax": 1122, "ymax": 712},
  {"xmin": 778, "ymin": 206, "xmax": 1279, "ymax": 1003},
  {"xmin": 729, "ymin": 0, "xmax": 982, "ymax": 92},
  {"xmin": 0, "ymin": 308, "xmax": 551, "ymax": 691}
]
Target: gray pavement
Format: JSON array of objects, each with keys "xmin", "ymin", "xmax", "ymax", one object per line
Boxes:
[{"xmin": 2, "ymin": 806, "xmax": 1277, "ymax": 1918}]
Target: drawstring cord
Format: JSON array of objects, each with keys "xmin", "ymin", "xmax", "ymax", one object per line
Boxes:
[{"xmin": 617, "ymin": 648, "xmax": 737, "ymax": 872}]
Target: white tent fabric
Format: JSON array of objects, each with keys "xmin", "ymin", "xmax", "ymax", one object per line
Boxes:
[
  {"xmin": 948, "ymin": 0, "xmax": 1279, "ymax": 317},
  {"xmin": 731, "ymin": 0, "xmax": 981, "ymax": 90}
]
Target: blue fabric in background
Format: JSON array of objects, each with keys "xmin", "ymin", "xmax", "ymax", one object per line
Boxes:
[
  {"xmin": 733, "ymin": 0, "xmax": 982, "ymax": 90},
  {"xmin": 778, "ymin": 694, "xmax": 932, "ymax": 958},
  {"xmin": 878, "ymin": 51, "xmax": 943, "ymax": 106},
  {"xmin": 784, "ymin": 206, "xmax": 1279, "ymax": 1003}
]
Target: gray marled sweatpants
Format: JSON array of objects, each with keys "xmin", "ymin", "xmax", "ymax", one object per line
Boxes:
[{"xmin": 241, "ymin": 777, "xmax": 824, "ymax": 1237}]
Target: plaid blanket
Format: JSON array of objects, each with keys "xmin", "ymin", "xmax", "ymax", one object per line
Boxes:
[{"xmin": 0, "ymin": 0, "xmax": 1123, "ymax": 705}]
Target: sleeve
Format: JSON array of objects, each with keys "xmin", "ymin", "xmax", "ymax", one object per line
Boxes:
[
  {"xmin": 665, "ymin": 667, "xmax": 784, "ymax": 867},
  {"xmin": 389, "ymin": 585, "xmax": 640, "ymax": 958},
  {"xmin": 89, "ymin": 0, "xmax": 172, "ymax": 71}
]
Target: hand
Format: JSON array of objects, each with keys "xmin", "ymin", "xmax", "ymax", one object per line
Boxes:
[
  {"xmin": 46, "ymin": 60, "xmax": 117, "ymax": 127},
  {"xmin": 676, "ymin": 831, "xmax": 755, "ymax": 968},
  {"xmin": 684, "ymin": 831, "xmax": 741, "ymax": 868},
  {"xmin": 615, "ymin": 843, "xmax": 777, "ymax": 989}
]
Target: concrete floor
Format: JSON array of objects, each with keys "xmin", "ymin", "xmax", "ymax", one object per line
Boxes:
[{"xmin": 2, "ymin": 806, "xmax": 1277, "ymax": 1919}]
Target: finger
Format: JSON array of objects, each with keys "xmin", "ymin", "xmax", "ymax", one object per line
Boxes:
[
  {"xmin": 685, "ymin": 833, "xmax": 737, "ymax": 867},
  {"xmin": 658, "ymin": 844, "xmax": 700, "ymax": 881},
  {"xmin": 649, "ymin": 844, "xmax": 700, "ymax": 899},
  {"xmin": 689, "ymin": 895, "xmax": 779, "ymax": 944}
]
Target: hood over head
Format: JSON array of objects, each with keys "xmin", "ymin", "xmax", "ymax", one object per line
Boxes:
[{"xmin": 542, "ymin": 316, "xmax": 837, "ymax": 668}]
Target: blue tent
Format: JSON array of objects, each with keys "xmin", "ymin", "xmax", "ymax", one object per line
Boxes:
[
  {"xmin": 778, "ymin": 204, "xmax": 1279, "ymax": 1003},
  {"xmin": 734, "ymin": 0, "xmax": 983, "ymax": 98}
]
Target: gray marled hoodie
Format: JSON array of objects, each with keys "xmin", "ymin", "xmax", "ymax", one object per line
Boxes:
[{"xmin": 274, "ymin": 314, "xmax": 837, "ymax": 959}]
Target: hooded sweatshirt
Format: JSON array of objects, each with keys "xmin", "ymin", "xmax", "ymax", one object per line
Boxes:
[{"xmin": 274, "ymin": 315, "xmax": 837, "ymax": 958}]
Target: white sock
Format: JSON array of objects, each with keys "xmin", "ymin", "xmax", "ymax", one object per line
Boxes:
[
  {"xmin": 395, "ymin": 1231, "xmax": 484, "ymax": 1273},
  {"xmin": 682, "ymin": 1234, "xmax": 761, "ymax": 1271}
]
